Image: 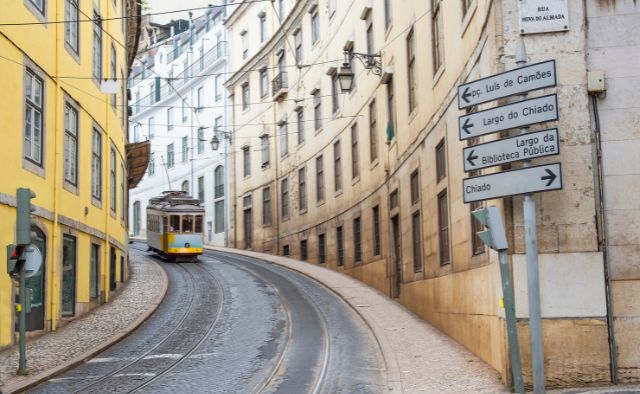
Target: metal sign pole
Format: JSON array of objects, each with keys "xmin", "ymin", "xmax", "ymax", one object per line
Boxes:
[
  {"xmin": 18, "ymin": 249, "xmax": 27, "ymax": 375},
  {"xmin": 516, "ymin": 36, "xmax": 545, "ymax": 393}
]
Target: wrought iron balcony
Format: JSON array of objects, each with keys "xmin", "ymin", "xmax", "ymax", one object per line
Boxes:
[{"xmin": 271, "ymin": 72, "xmax": 288, "ymax": 100}]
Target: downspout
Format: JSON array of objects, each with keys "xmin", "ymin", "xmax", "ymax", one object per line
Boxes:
[
  {"xmin": 51, "ymin": 0, "xmax": 63, "ymax": 331},
  {"xmin": 591, "ymin": 94, "xmax": 617, "ymax": 384}
]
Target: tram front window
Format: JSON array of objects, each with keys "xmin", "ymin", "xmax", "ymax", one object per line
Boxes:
[
  {"xmin": 182, "ymin": 215, "xmax": 194, "ymax": 233},
  {"xmin": 170, "ymin": 215, "xmax": 180, "ymax": 232},
  {"xmin": 195, "ymin": 215, "xmax": 203, "ymax": 233}
]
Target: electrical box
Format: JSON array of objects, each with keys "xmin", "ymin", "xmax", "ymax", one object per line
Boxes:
[{"xmin": 587, "ymin": 70, "xmax": 606, "ymax": 93}]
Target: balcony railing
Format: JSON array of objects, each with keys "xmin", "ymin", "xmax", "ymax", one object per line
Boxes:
[
  {"xmin": 271, "ymin": 72, "xmax": 288, "ymax": 100},
  {"xmin": 131, "ymin": 42, "xmax": 228, "ymax": 115}
]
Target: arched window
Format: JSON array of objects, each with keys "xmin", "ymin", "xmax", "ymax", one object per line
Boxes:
[
  {"xmin": 214, "ymin": 166, "xmax": 224, "ymax": 198},
  {"xmin": 133, "ymin": 201, "xmax": 141, "ymax": 236},
  {"xmin": 181, "ymin": 180, "xmax": 189, "ymax": 193}
]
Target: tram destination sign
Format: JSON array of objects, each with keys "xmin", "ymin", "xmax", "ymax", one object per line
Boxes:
[
  {"xmin": 463, "ymin": 163, "xmax": 563, "ymax": 203},
  {"xmin": 463, "ymin": 128, "xmax": 559, "ymax": 172},
  {"xmin": 459, "ymin": 94, "xmax": 558, "ymax": 140},
  {"xmin": 458, "ymin": 60, "xmax": 556, "ymax": 109}
]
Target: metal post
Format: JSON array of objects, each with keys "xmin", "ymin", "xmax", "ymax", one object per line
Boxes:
[
  {"xmin": 498, "ymin": 249, "xmax": 524, "ymax": 393},
  {"xmin": 18, "ymin": 263, "xmax": 27, "ymax": 375},
  {"xmin": 516, "ymin": 35, "xmax": 545, "ymax": 393}
]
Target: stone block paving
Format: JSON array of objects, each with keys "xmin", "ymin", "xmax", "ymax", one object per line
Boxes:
[{"xmin": 0, "ymin": 254, "xmax": 166, "ymax": 393}]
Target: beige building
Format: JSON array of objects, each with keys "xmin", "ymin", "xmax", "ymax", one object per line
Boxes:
[{"xmin": 224, "ymin": 0, "xmax": 640, "ymax": 388}]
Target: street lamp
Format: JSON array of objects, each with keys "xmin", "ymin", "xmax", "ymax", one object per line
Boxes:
[
  {"xmin": 210, "ymin": 135, "xmax": 220, "ymax": 151},
  {"xmin": 338, "ymin": 49, "xmax": 382, "ymax": 93},
  {"xmin": 210, "ymin": 127, "xmax": 232, "ymax": 151}
]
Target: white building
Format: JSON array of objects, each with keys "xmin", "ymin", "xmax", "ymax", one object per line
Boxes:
[{"xmin": 128, "ymin": 4, "xmax": 234, "ymax": 246}]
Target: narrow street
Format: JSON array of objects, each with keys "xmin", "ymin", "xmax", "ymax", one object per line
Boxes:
[{"xmin": 29, "ymin": 245, "xmax": 385, "ymax": 393}]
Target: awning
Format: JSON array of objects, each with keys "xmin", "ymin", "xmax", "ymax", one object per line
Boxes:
[{"xmin": 126, "ymin": 141, "xmax": 150, "ymax": 189}]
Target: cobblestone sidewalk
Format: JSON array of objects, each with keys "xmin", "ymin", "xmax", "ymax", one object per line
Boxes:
[{"xmin": 0, "ymin": 253, "xmax": 167, "ymax": 393}]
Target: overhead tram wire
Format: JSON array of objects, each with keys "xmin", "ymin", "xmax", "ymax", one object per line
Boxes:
[{"xmin": 0, "ymin": 0, "xmax": 273, "ymax": 26}]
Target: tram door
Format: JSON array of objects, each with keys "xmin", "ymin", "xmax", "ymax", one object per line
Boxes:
[{"xmin": 24, "ymin": 227, "xmax": 46, "ymax": 330}]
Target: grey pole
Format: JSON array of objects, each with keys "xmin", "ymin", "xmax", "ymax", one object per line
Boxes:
[
  {"xmin": 498, "ymin": 249, "xmax": 524, "ymax": 393},
  {"xmin": 516, "ymin": 35, "xmax": 545, "ymax": 393},
  {"xmin": 18, "ymin": 258, "xmax": 27, "ymax": 375}
]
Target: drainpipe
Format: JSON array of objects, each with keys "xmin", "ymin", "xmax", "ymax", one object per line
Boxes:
[{"xmin": 590, "ymin": 93, "xmax": 617, "ymax": 384}]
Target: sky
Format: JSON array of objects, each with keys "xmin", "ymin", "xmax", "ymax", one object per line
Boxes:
[{"xmin": 147, "ymin": 0, "xmax": 224, "ymax": 24}]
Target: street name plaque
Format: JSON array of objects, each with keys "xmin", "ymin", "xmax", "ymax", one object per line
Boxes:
[
  {"xmin": 463, "ymin": 128, "xmax": 560, "ymax": 172},
  {"xmin": 463, "ymin": 163, "xmax": 562, "ymax": 203},
  {"xmin": 458, "ymin": 60, "xmax": 556, "ymax": 109},
  {"xmin": 458, "ymin": 94, "xmax": 558, "ymax": 140}
]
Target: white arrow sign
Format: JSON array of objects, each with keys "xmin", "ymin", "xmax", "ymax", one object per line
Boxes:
[
  {"xmin": 463, "ymin": 163, "xmax": 562, "ymax": 203},
  {"xmin": 459, "ymin": 94, "xmax": 558, "ymax": 140},
  {"xmin": 458, "ymin": 60, "xmax": 557, "ymax": 109},
  {"xmin": 463, "ymin": 128, "xmax": 560, "ymax": 172}
]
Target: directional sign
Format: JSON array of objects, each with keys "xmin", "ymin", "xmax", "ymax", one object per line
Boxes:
[
  {"xmin": 458, "ymin": 60, "xmax": 556, "ymax": 109},
  {"xmin": 463, "ymin": 128, "xmax": 560, "ymax": 172},
  {"xmin": 459, "ymin": 94, "xmax": 558, "ymax": 140},
  {"xmin": 463, "ymin": 163, "xmax": 562, "ymax": 203}
]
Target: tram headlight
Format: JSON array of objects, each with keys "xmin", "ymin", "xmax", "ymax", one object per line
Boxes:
[{"xmin": 185, "ymin": 242, "xmax": 191, "ymax": 248}]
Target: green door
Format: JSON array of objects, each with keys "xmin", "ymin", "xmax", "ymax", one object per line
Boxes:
[
  {"xmin": 61, "ymin": 235, "xmax": 77, "ymax": 316},
  {"xmin": 24, "ymin": 227, "xmax": 46, "ymax": 331}
]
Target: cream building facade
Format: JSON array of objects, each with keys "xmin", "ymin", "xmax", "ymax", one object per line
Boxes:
[{"xmin": 224, "ymin": 0, "xmax": 640, "ymax": 388}]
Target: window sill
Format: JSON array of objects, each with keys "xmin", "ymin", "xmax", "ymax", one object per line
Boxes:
[
  {"xmin": 63, "ymin": 180, "xmax": 80, "ymax": 196},
  {"xmin": 351, "ymin": 176, "xmax": 360, "ymax": 186},
  {"xmin": 432, "ymin": 65, "xmax": 445, "ymax": 87},
  {"xmin": 91, "ymin": 197, "xmax": 102, "ymax": 209},
  {"xmin": 22, "ymin": 158, "xmax": 45, "ymax": 179},
  {"xmin": 316, "ymin": 200, "xmax": 325, "ymax": 208},
  {"xmin": 407, "ymin": 108, "xmax": 418, "ymax": 125},
  {"xmin": 299, "ymin": 208, "xmax": 307, "ymax": 215},
  {"xmin": 369, "ymin": 158, "xmax": 379, "ymax": 171},
  {"xmin": 334, "ymin": 189, "xmax": 343, "ymax": 198},
  {"xmin": 314, "ymin": 127, "xmax": 323, "ymax": 136},
  {"xmin": 64, "ymin": 43, "xmax": 81, "ymax": 65}
]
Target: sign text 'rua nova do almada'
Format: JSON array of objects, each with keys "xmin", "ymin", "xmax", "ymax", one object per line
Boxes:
[
  {"xmin": 459, "ymin": 94, "xmax": 558, "ymax": 140},
  {"xmin": 458, "ymin": 60, "xmax": 557, "ymax": 109},
  {"xmin": 463, "ymin": 128, "xmax": 560, "ymax": 172},
  {"xmin": 463, "ymin": 163, "xmax": 563, "ymax": 203}
]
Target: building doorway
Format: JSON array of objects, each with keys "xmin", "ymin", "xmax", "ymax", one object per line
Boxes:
[
  {"xmin": 244, "ymin": 208, "xmax": 252, "ymax": 249},
  {"xmin": 61, "ymin": 234, "xmax": 77, "ymax": 317},
  {"xmin": 110, "ymin": 247, "xmax": 117, "ymax": 291},
  {"xmin": 390, "ymin": 215, "xmax": 402, "ymax": 298},
  {"xmin": 25, "ymin": 226, "xmax": 46, "ymax": 331}
]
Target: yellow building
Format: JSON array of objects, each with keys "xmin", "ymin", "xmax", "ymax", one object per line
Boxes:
[{"xmin": 0, "ymin": 0, "xmax": 140, "ymax": 348}]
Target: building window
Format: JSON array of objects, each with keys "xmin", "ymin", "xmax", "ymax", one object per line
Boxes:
[
  {"xmin": 328, "ymin": 0, "xmax": 336, "ymax": 17},
  {"xmin": 120, "ymin": 162, "xmax": 125, "ymax": 220},
  {"xmin": 432, "ymin": 0, "xmax": 444, "ymax": 73},
  {"xmin": 336, "ymin": 226, "xmax": 344, "ymax": 266},
  {"xmin": 198, "ymin": 176, "xmax": 204, "ymax": 203},
  {"xmin": 262, "ymin": 186, "xmax": 272, "ymax": 225},
  {"xmin": 241, "ymin": 30, "xmax": 248, "ymax": 59},
  {"xmin": 406, "ymin": 28, "xmax": 416, "ymax": 112},
  {"xmin": 242, "ymin": 146, "xmax": 250, "ymax": 177},
  {"xmin": 333, "ymin": 140, "xmax": 342, "ymax": 192},
  {"xmin": 410, "ymin": 170, "xmax": 420, "ymax": 205},
  {"xmin": 198, "ymin": 128, "xmax": 205, "ymax": 154},
  {"xmin": 296, "ymin": 107, "xmax": 305, "ymax": 145},
  {"xmin": 24, "ymin": 69, "xmax": 44, "ymax": 166},
  {"xmin": 182, "ymin": 100, "xmax": 188, "ymax": 122},
  {"xmin": 181, "ymin": 180, "xmax": 189, "ymax": 193},
  {"xmin": 260, "ymin": 135, "xmax": 270, "ymax": 167},
  {"xmin": 283, "ymin": 245, "xmax": 290, "ymax": 256},
  {"xmin": 281, "ymin": 178, "xmax": 289, "ymax": 219},
  {"xmin": 331, "ymin": 73, "xmax": 339, "ymax": 113},
  {"xmin": 215, "ymin": 75, "xmax": 222, "ymax": 101},
  {"xmin": 260, "ymin": 68, "xmax": 268, "ymax": 97},
  {"xmin": 436, "ymin": 139, "xmax": 446, "ymax": 181},
  {"xmin": 384, "ymin": 0, "xmax": 392, "ymax": 29},
  {"xmin": 181, "ymin": 136, "xmax": 188, "ymax": 163},
  {"xmin": 313, "ymin": 90, "xmax": 322, "ymax": 131},
  {"xmin": 351, "ymin": 123, "xmax": 359, "ymax": 179},
  {"xmin": 148, "ymin": 117, "xmax": 155, "ymax": 139},
  {"xmin": 412, "ymin": 211, "xmax": 423, "ymax": 272},
  {"xmin": 300, "ymin": 239, "xmax": 308, "ymax": 260},
  {"xmin": 92, "ymin": 12, "xmax": 102, "ymax": 81},
  {"xmin": 462, "ymin": 0, "xmax": 473, "ymax": 16},
  {"xmin": 63, "ymin": 103, "xmax": 78, "ymax": 185},
  {"xmin": 277, "ymin": 0, "xmax": 284, "ymax": 21},
  {"xmin": 318, "ymin": 233, "xmax": 326, "ymax": 264},
  {"xmin": 259, "ymin": 13, "xmax": 267, "ymax": 43},
  {"xmin": 91, "ymin": 129, "xmax": 102, "ymax": 200},
  {"xmin": 242, "ymin": 82, "xmax": 250, "ymax": 110},
  {"xmin": 298, "ymin": 167, "xmax": 307, "ymax": 212},
  {"xmin": 197, "ymin": 86, "xmax": 204, "ymax": 109},
  {"xmin": 311, "ymin": 9, "xmax": 319, "ymax": 44},
  {"xmin": 110, "ymin": 45, "xmax": 117, "ymax": 108},
  {"xmin": 214, "ymin": 165, "xmax": 224, "ymax": 198},
  {"xmin": 471, "ymin": 199, "xmax": 486, "ymax": 255},
  {"xmin": 167, "ymin": 143, "xmax": 175, "ymax": 168},
  {"xmin": 65, "ymin": 0, "xmax": 79, "ymax": 54},
  {"xmin": 389, "ymin": 188, "xmax": 399, "ymax": 210},
  {"xmin": 28, "ymin": 0, "xmax": 46, "ymax": 15},
  {"xmin": 353, "ymin": 217, "xmax": 362, "ymax": 263},
  {"xmin": 316, "ymin": 155, "xmax": 324, "ymax": 202},
  {"xmin": 373, "ymin": 206, "xmax": 381, "ymax": 256},
  {"xmin": 214, "ymin": 200, "xmax": 224, "ymax": 233},
  {"xmin": 369, "ymin": 99, "xmax": 378, "ymax": 162},
  {"xmin": 148, "ymin": 152, "xmax": 155, "ymax": 176},
  {"xmin": 110, "ymin": 149, "xmax": 116, "ymax": 213},
  {"xmin": 438, "ymin": 190, "xmax": 450, "ymax": 265},
  {"xmin": 279, "ymin": 121, "xmax": 288, "ymax": 157},
  {"xmin": 366, "ymin": 17, "xmax": 374, "ymax": 55},
  {"xmin": 167, "ymin": 107, "xmax": 174, "ymax": 130},
  {"xmin": 90, "ymin": 243, "xmax": 100, "ymax": 298},
  {"xmin": 386, "ymin": 78, "xmax": 395, "ymax": 142},
  {"xmin": 294, "ymin": 29, "xmax": 303, "ymax": 64}
]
